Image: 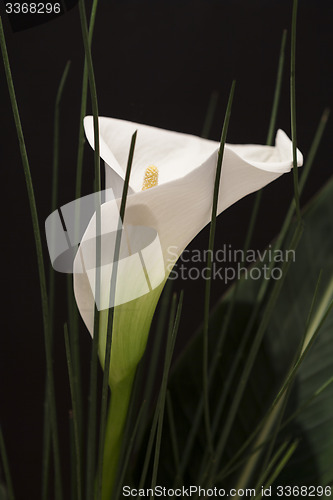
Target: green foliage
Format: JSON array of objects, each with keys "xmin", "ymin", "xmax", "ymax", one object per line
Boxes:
[{"xmin": 155, "ymin": 178, "xmax": 333, "ymax": 490}]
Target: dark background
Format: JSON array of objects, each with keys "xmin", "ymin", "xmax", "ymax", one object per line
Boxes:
[{"xmin": 0, "ymin": 0, "xmax": 332, "ymax": 497}]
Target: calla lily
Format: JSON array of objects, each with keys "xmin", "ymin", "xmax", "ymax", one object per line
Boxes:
[
  {"xmin": 75, "ymin": 116, "xmax": 303, "ymax": 348},
  {"xmin": 73, "ymin": 116, "xmax": 303, "ymax": 497}
]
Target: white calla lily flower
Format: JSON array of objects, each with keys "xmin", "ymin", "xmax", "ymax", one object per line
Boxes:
[
  {"xmin": 74, "ymin": 117, "xmax": 303, "ymax": 358},
  {"xmin": 73, "ymin": 116, "xmax": 302, "ymax": 498}
]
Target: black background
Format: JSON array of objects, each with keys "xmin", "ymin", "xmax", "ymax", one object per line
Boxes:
[{"xmin": 0, "ymin": 0, "xmax": 332, "ymax": 497}]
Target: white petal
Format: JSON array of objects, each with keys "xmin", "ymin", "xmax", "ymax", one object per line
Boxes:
[{"xmin": 84, "ymin": 116, "xmax": 218, "ymax": 192}]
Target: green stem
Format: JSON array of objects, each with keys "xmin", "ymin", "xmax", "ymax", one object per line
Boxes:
[{"xmin": 102, "ymin": 373, "xmax": 136, "ymax": 500}]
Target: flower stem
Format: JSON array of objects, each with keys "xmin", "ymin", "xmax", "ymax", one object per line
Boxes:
[{"xmin": 101, "ymin": 373, "xmax": 136, "ymax": 500}]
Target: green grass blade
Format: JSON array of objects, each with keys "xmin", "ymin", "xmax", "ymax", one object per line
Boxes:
[
  {"xmin": 306, "ymin": 270, "xmax": 323, "ymax": 329},
  {"xmin": 203, "ymin": 80, "xmax": 235, "ymax": 452},
  {"xmin": 266, "ymin": 30, "xmax": 287, "ymax": 146},
  {"xmin": 138, "ymin": 293, "xmax": 180, "ymax": 490},
  {"xmin": 254, "ymin": 441, "xmax": 298, "ymax": 500},
  {"xmin": 134, "ymin": 280, "xmax": 173, "ymax": 456},
  {"xmin": 51, "ymin": 60, "xmax": 71, "ymax": 214},
  {"xmin": 254, "ymin": 440, "xmax": 290, "ymax": 490},
  {"xmin": 69, "ymin": 416, "xmax": 77, "ymax": 500},
  {"xmin": 64, "ymin": 323, "xmax": 83, "ymax": 500},
  {"xmin": 201, "ymin": 90, "xmax": 219, "ymax": 139},
  {"xmin": 86, "ymin": 307, "xmax": 100, "ymax": 500},
  {"xmin": 42, "ymin": 60, "xmax": 71, "ymax": 500},
  {"xmin": 151, "ymin": 292, "xmax": 183, "ymax": 498},
  {"xmin": 77, "ymin": 2, "xmax": 102, "ymax": 499},
  {"xmin": 138, "ymin": 296, "xmax": 177, "ymax": 489},
  {"xmin": 112, "ymin": 402, "xmax": 146, "ymax": 500},
  {"xmin": 73, "ymin": 7, "xmax": 100, "ymax": 480},
  {"xmin": 78, "ymin": 0, "xmax": 100, "ymax": 193},
  {"xmin": 96, "ymin": 132, "xmax": 137, "ymax": 500},
  {"xmin": 41, "ymin": 400, "xmax": 51, "ymax": 500},
  {"xmin": 75, "ymin": 0, "xmax": 99, "ymax": 201},
  {"xmin": 0, "ymin": 17, "xmax": 62, "ymax": 500},
  {"xmin": 290, "ymin": 0, "xmax": 301, "ymax": 221},
  {"xmin": 0, "ymin": 426, "xmax": 15, "ymax": 500},
  {"xmin": 166, "ymin": 391, "xmax": 181, "ymax": 480}
]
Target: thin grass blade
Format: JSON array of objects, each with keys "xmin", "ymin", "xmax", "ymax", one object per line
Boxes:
[
  {"xmin": 0, "ymin": 426, "xmax": 15, "ymax": 500},
  {"xmin": 151, "ymin": 292, "xmax": 183, "ymax": 497},
  {"xmin": 203, "ymin": 80, "xmax": 235, "ymax": 452},
  {"xmin": 96, "ymin": 132, "xmax": 137, "ymax": 499},
  {"xmin": 0, "ymin": 17, "xmax": 62, "ymax": 500},
  {"xmin": 64, "ymin": 323, "xmax": 83, "ymax": 500}
]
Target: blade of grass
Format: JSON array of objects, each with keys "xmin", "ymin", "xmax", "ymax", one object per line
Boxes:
[
  {"xmin": 151, "ymin": 292, "xmax": 183, "ymax": 498},
  {"xmin": 72, "ymin": 4, "xmax": 99, "ymax": 488},
  {"xmin": 201, "ymin": 90, "xmax": 219, "ymax": 139},
  {"xmin": 203, "ymin": 80, "xmax": 235, "ymax": 453},
  {"xmin": 77, "ymin": 2, "xmax": 102, "ymax": 499},
  {"xmin": 266, "ymin": 30, "xmax": 287, "ymax": 146},
  {"xmin": 71, "ymin": 6, "xmax": 99, "ymax": 496},
  {"xmin": 112, "ymin": 402, "xmax": 146, "ymax": 500},
  {"xmin": 137, "ymin": 292, "xmax": 183, "ymax": 492},
  {"xmin": 0, "ymin": 426, "xmax": 15, "ymax": 500},
  {"xmin": 41, "ymin": 401, "xmax": 51, "ymax": 500},
  {"xmin": 64, "ymin": 323, "xmax": 83, "ymax": 500},
  {"xmin": 69, "ymin": 415, "xmax": 76, "ymax": 500},
  {"xmin": 42, "ymin": 59, "xmax": 71, "ymax": 500},
  {"xmin": 75, "ymin": 0, "xmax": 99, "ymax": 201},
  {"xmin": 0, "ymin": 17, "xmax": 62, "ymax": 500},
  {"xmin": 134, "ymin": 280, "xmax": 173, "ymax": 457},
  {"xmin": 290, "ymin": 0, "xmax": 301, "ymax": 221},
  {"xmin": 96, "ymin": 132, "xmax": 137, "ymax": 500},
  {"xmin": 253, "ymin": 441, "xmax": 298, "ymax": 500},
  {"xmin": 51, "ymin": 60, "xmax": 71, "ymax": 214},
  {"xmin": 166, "ymin": 391, "xmax": 181, "ymax": 480},
  {"xmin": 255, "ymin": 440, "xmax": 290, "ymax": 490},
  {"xmin": 138, "ymin": 294, "xmax": 178, "ymax": 489},
  {"xmin": 284, "ymin": 375, "xmax": 333, "ymax": 427}
]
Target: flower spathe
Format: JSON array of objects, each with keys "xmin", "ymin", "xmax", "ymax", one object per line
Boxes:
[{"xmin": 74, "ymin": 116, "xmax": 303, "ymax": 363}]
